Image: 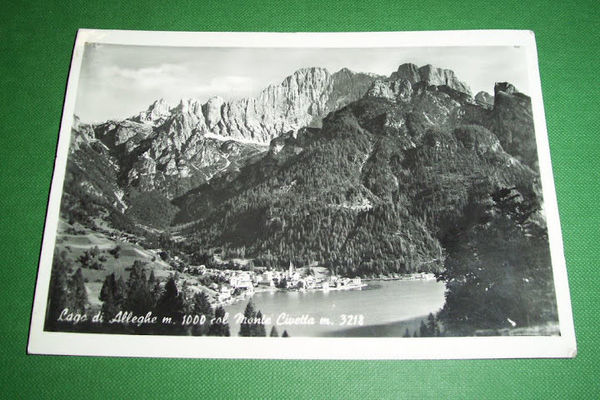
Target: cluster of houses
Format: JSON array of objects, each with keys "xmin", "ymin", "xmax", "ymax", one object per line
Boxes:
[
  {"xmin": 108, "ymin": 231, "xmax": 135, "ymax": 243},
  {"xmin": 182, "ymin": 262, "xmax": 365, "ymax": 305},
  {"xmin": 263, "ymin": 262, "xmax": 364, "ymax": 291}
]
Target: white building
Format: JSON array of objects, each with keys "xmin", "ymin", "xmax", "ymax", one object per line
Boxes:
[
  {"xmin": 217, "ymin": 285, "xmax": 232, "ymax": 302},
  {"xmin": 260, "ymin": 271, "xmax": 275, "ymax": 286},
  {"xmin": 229, "ymin": 272, "xmax": 253, "ymax": 289},
  {"xmin": 298, "ymin": 275, "xmax": 316, "ymax": 289}
]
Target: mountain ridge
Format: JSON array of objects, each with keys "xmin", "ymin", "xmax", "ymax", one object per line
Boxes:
[
  {"xmin": 67, "ymin": 62, "xmax": 536, "ymax": 239},
  {"xmin": 72, "ymin": 66, "xmax": 383, "ymax": 200}
]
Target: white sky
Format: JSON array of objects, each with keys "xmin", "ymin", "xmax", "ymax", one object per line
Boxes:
[{"xmin": 75, "ymin": 44, "xmax": 530, "ymax": 123}]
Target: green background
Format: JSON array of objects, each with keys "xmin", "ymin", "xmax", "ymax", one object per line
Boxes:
[{"xmin": 1, "ymin": 0, "xmax": 598, "ymax": 398}]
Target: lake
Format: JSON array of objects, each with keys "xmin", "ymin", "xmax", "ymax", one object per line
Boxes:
[{"xmin": 223, "ymin": 279, "xmax": 446, "ymax": 337}]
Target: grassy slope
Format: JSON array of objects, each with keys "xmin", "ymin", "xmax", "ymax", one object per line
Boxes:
[{"xmin": 54, "ymin": 220, "xmax": 173, "ymax": 307}]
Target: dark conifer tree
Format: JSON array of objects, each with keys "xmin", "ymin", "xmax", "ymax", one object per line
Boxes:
[
  {"xmin": 269, "ymin": 326, "xmax": 279, "ymax": 337},
  {"xmin": 69, "ymin": 268, "xmax": 88, "ymax": 314},
  {"xmin": 124, "ymin": 260, "xmax": 153, "ymax": 315},
  {"xmin": 426, "ymin": 313, "xmax": 437, "ymax": 337},
  {"xmin": 255, "ymin": 311, "xmax": 267, "ymax": 336},
  {"xmin": 116, "ymin": 276, "xmax": 127, "ymax": 305},
  {"xmin": 419, "ymin": 320, "xmax": 428, "ymax": 337},
  {"xmin": 282, "ymin": 330, "xmax": 290, "ymax": 337},
  {"xmin": 99, "ymin": 273, "xmax": 121, "ymax": 322},
  {"xmin": 180, "ymin": 281, "xmax": 191, "ymax": 308},
  {"xmin": 156, "ymin": 277, "xmax": 185, "ymax": 333},
  {"xmin": 151, "ymin": 281, "xmax": 162, "ymax": 307},
  {"xmin": 46, "ymin": 251, "xmax": 72, "ymax": 329},
  {"xmin": 100, "ymin": 289, "xmax": 117, "ymax": 326},
  {"xmin": 239, "ymin": 300, "xmax": 256, "ymax": 337},
  {"xmin": 100, "ymin": 273, "xmax": 115, "ymax": 301},
  {"xmin": 191, "ymin": 292, "xmax": 213, "ymax": 336},
  {"xmin": 148, "ymin": 269, "xmax": 156, "ymax": 290},
  {"xmin": 208, "ymin": 306, "xmax": 230, "ymax": 336}
]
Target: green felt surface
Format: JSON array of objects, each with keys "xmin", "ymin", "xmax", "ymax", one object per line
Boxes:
[{"xmin": 0, "ymin": 0, "xmax": 598, "ymax": 398}]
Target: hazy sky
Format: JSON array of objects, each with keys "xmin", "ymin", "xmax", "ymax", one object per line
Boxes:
[{"xmin": 75, "ymin": 44, "xmax": 530, "ymax": 123}]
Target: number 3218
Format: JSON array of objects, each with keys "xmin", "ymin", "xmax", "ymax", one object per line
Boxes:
[{"xmin": 340, "ymin": 314, "xmax": 364, "ymax": 326}]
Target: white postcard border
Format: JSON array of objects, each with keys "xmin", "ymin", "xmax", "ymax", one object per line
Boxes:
[{"xmin": 28, "ymin": 29, "xmax": 576, "ymax": 359}]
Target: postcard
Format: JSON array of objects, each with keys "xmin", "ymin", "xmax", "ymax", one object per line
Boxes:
[{"xmin": 28, "ymin": 29, "xmax": 576, "ymax": 359}]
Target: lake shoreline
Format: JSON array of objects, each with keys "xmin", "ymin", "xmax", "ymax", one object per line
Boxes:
[
  {"xmin": 223, "ymin": 279, "xmax": 447, "ymax": 337},
  {"xmin": 220, "ymin": 273, "xmax": 438, "ymax": 308},
  {"xmin": 362, "ymin": 272, "xmax": 438, "ymax": 282}
]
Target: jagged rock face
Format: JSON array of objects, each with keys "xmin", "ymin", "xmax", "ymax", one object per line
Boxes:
[
  {"xmin": 203, "ymin": 96, "xmax": 224, "ymax": 129},
  {"xmin": 488, "ymin": 82, "xmax": 538, "ymax": 169},
  {"xmin": 327, "ymin": 68, "xmax": 381, "ymax": 111},
  {"xmin": 418, "ymin": 64, "xmax": 472, "ymax": 96},
  {"xmin": 133, "ymin": 98, "xmax": 171, "ymax": 124},
  {"xmin": 475, "ymin": 91, "xmax": 494, "ymax": 109},
  {"xmin": 204, "ymin": 67, "xmax": 379, "ymax": 142},
  {"xmin": 126, "ymin": 67, "xmax": 378, "ymax": 146},
  {"xmin": 366, "ymin": 78, "xmax": 413, "ymax": 102},
  {"xmin": 76, "ymin": 67, "xmax": 379, "ymax": 199},
  {"xmin": 494, "ymin": 82, "xmax": 517, "ymax": 96},
  {"xmin": 159, "ymin": 98, "xmax": 208, "ymax": 150},
  {"xmin": 94, "ymin": 120, "xmax": 153, "ymax": 151},
  {"xmin": 390, "ymin": 63, "xmax": 421, "ymax": 83},
  {"xmin": 70, "ymin": 115, "xmax": 95, "ymax": 151},
  {"xmin": 390, "ymin": 63, "xmax": 472, "ymax": 96},
  {"xmin": 362, "ymin": 79, "xmax": 471, "ymax": 148},
  {"xmin": 64, "ymin": 118, "xmax": 124, "ymax": 215},
  {"xmin": 364, "ymin": 69, "xmax": 538, "ymax": 171},
  {"xmin": 366, "ymin": 63, "xmax": 473, "ymax": 110}
]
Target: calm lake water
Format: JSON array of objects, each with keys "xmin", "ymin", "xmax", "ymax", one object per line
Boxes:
[{"xmin": 223, "ymin": 280, "xmax": 446, "ymax": 337}]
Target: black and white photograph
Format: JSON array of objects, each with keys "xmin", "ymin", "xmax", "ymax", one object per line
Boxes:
[{"xmin": 28, "ymin": 30, "xmax": 575, "ymax": 359}]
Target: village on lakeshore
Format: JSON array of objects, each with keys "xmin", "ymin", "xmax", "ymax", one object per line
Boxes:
[
  {"xmin": 177, "ymin": 259, "xmax": 438, "ymax": 309},
  {"xmin": 182, "ymin": 260, "xmax": 368, "ymax": 307},
  {"xmin": 53, "ymin": 219, "xmax": 437, "ymax": 315}
]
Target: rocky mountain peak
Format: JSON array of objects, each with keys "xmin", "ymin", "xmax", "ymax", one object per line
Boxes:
[
  {"xmin": 417, "ymin": 64, "xmax": 472, "ymax": 96},
  {"xmin": 136, "ymin": 98, "xmax": 171, "ymax": 123},
  {"xmin": 294, "ymin": 66, "xmax": 330, "ymax": 75},
  {"xmin": 493, "ymin": 82, "xmax": 530, "ymax": 110},
  {"xmin": 333, "ymin": 67, "xmax": 359, "ymax": 79},
  {"xmin": 284, "ymin": 66, "xmax": 331, "ymax": 85},
  {"xmin": 366, "ymin": 78, "xmax": 413, "ymax": 102},
  {"xmin": 487, "ymin": 81, "xmax": 536, "ymax": 169},
  {"xmin": 70, "ymin": 115, "xmax": 96, "ymax": 151},
  {"xmin": 151, "ymin": 97, "xmax": 169, "ymax": 109},
  {"xmin": 203, "ymin": 96, "xmax": 225, "ymax": 129},
  {"xmin": 475, "ymin": 91, "xmax": 494, "ymax": 109},
  {"xmin": 122, "ymin": 66, "xmax": 379, "ymax": 146},
  {"xmin": 206, "ymin": 95, "xmax": 224, "ymax": 104},
  {"xmin": 83, "ymin": 65, "xmax": 380, "ymax": 198},
  {"xmin": 494, "ymin": 82, "xmax": 517, "ymax": 96},
  {"xmin": 381, "ymin": 63, "xmax": 472, "ymax": 98},
  {"xmin": 173, "ymin": 98, "xmax": 203, "ymax": 114},
  {"xmin": 390, "ymin": 63, "xmax": 421, "ymax": 83}
]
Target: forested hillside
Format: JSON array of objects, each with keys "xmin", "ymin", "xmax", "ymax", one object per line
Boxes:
[{"xmin": 175, "ymin": 76, "xmax": 543, "ymax": 280}]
